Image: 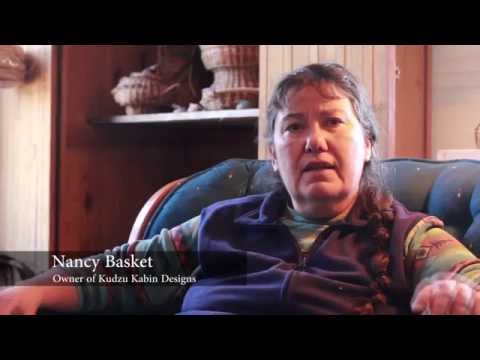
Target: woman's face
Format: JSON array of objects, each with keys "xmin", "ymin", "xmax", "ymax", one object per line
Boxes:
[{"xmin": 270, "ymin": 82, "xmax": 372, "ymax": 219}]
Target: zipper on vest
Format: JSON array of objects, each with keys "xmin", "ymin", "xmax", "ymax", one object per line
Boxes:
[
  {"xmin": 297, "ymin": 253, "xmax": 308, "ymax": 271},
  {"xmin": 287, "ymin": 230, "xmax": 306, "ymax": 271},
  {"xmin": 296, "ymin": 245, "xmax": 316, "ymax": 271},
  {"xmin": 293, "ymin": 227, "xmax": 334, "ymax": 271}
]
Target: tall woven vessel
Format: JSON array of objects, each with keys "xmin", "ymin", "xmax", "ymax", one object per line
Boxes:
[{"xmin": 199, "ymin": 45, "xmax": 259, "ymax": 110}]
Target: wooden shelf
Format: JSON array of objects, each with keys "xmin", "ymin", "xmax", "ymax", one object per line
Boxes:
[{"xmin": 90, "ymin": 109, "xmax": 259, "ymax": 127}]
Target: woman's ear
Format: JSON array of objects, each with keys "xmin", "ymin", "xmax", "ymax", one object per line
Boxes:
[
  {"xmin": 269, "ymin": 145, "xmax": 279, "ymax": 172},
  {"xmin": 364, "ymin": 138, "xmax": 372, "ymax": 163}
]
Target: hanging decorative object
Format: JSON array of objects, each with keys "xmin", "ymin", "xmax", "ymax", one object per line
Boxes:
[
  {"xmin": 112, "ymin": 45, "xmax": 202, "ymax": 115},
  {"xmin": 0, "ymin": 45, "xmax": 27, "ymax": 88},
  {"xmin": 199, "ymin": 45, "xmax": 259, "ymax": 110}
]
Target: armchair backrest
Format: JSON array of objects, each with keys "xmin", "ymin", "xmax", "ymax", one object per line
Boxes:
[{"xmin": 139, "ymin": 158, "xmax": 480, "ymax": 256}]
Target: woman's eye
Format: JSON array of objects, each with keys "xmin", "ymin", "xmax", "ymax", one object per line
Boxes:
[
  {"xmin": 325, "ymin": 117, "xmax": 343, "ymax": 127},
  {"xmin": 285, "ymin": 123, "xmax": 303, "ymax": 132}
]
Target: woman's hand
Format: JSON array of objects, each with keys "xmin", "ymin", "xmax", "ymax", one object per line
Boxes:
[
  {"xmin": 411, "ymin": 274, "xmax": 480, "ymax": 315},
  {"xmin": 0, "ymin": 286, "xmax": 45, "ymax": 315},
  {"xmin": 0, "ymin": 274, "xmax": 81, "ymax": 315}
]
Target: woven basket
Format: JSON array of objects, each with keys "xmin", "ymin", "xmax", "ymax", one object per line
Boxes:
[
  {"xmin": 200, "ymin": 45, "xmax": 259, "ymax": 69},
  {"xmin": 0, "ymin": 45, "xmax": 26, "ymax": 88},
  {"xmin": 112, "ymin": 65, "xmax": 180, "ymax": 115},
  {"xmin": 210, "ymin": 67, "xmax": 258, "ymax": 91},
  {"xmin": 199, "ymin": 45, "xmax": 259, "ymax": 110}
]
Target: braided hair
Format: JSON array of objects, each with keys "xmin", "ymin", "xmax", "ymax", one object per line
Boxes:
[{"xmin": 265, "ymin": 63, "xmax": 395, "ymax": 313}]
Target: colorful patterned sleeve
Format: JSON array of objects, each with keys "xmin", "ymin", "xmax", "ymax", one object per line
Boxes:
[
  {"xmin": 72, "ymin": 215, "xmax": 201, "ymax": 313},
  {"xmin": 404, "ymin": 216, "xmax": 480, "ymax": 289}
]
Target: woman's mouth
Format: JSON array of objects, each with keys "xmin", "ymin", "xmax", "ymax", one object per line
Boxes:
[{"xmin": 303, "ymin": 161, "xmax": 335, "ymax": 173}]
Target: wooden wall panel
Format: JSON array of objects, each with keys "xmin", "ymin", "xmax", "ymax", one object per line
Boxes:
[
  {"xmin": 426, "ymin": 46, "xmax": 433, "ymax": 159},
  {"xmin": 0, "ymin": 46, "xmax": 55, "ymax": 265},
  {"xmin": 395, "ymin": 45, "xmax": 426, "ymax": 158},
  {"xmin": 373, "ymin": 45, "xmax": 396, "ymax": 158},
  {"xmin": 292, "ymin": 46, "xmax": 311, "ymax": 69},
  {"xmin": 430, "ymin": 45, "xmax": 480, "ymax": 158},
  {"xmin": 345, "ymin": 45, "xmax": 374, "ymax": 98},
  {"xmin": 0, "ymin": 45, "xmax": 53, "ymax": 249},
  {"xmin": 317, "ymin": 45, "xmax": 345, "ymax": 65},
  {"xmin": 259, "ymin": 45, "xmax": 294, "ymax": 159}
]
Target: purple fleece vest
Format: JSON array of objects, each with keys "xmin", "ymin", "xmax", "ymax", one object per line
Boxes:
[{"xmin": 179, "ymin": 189, "xmax": 427, "ymax": 315}]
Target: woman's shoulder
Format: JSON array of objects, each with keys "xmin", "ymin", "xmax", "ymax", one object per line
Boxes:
[
  {"xmin": 391, "ymin": 199, "xmax": 433, "ymax": 222},
  {"xmin": 389, "ymin": 199, "xmax": 442, "ymax": 247}
]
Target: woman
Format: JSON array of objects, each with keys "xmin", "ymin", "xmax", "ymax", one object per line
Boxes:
[{"xmin": 1, "ymin": 63, "xmax": 480, "ymax": 314}]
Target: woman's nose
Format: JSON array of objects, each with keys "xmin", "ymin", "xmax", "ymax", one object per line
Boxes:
[{"xmin": 305, "ymin": 125, "xmax": 328, "ymax": 153}]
